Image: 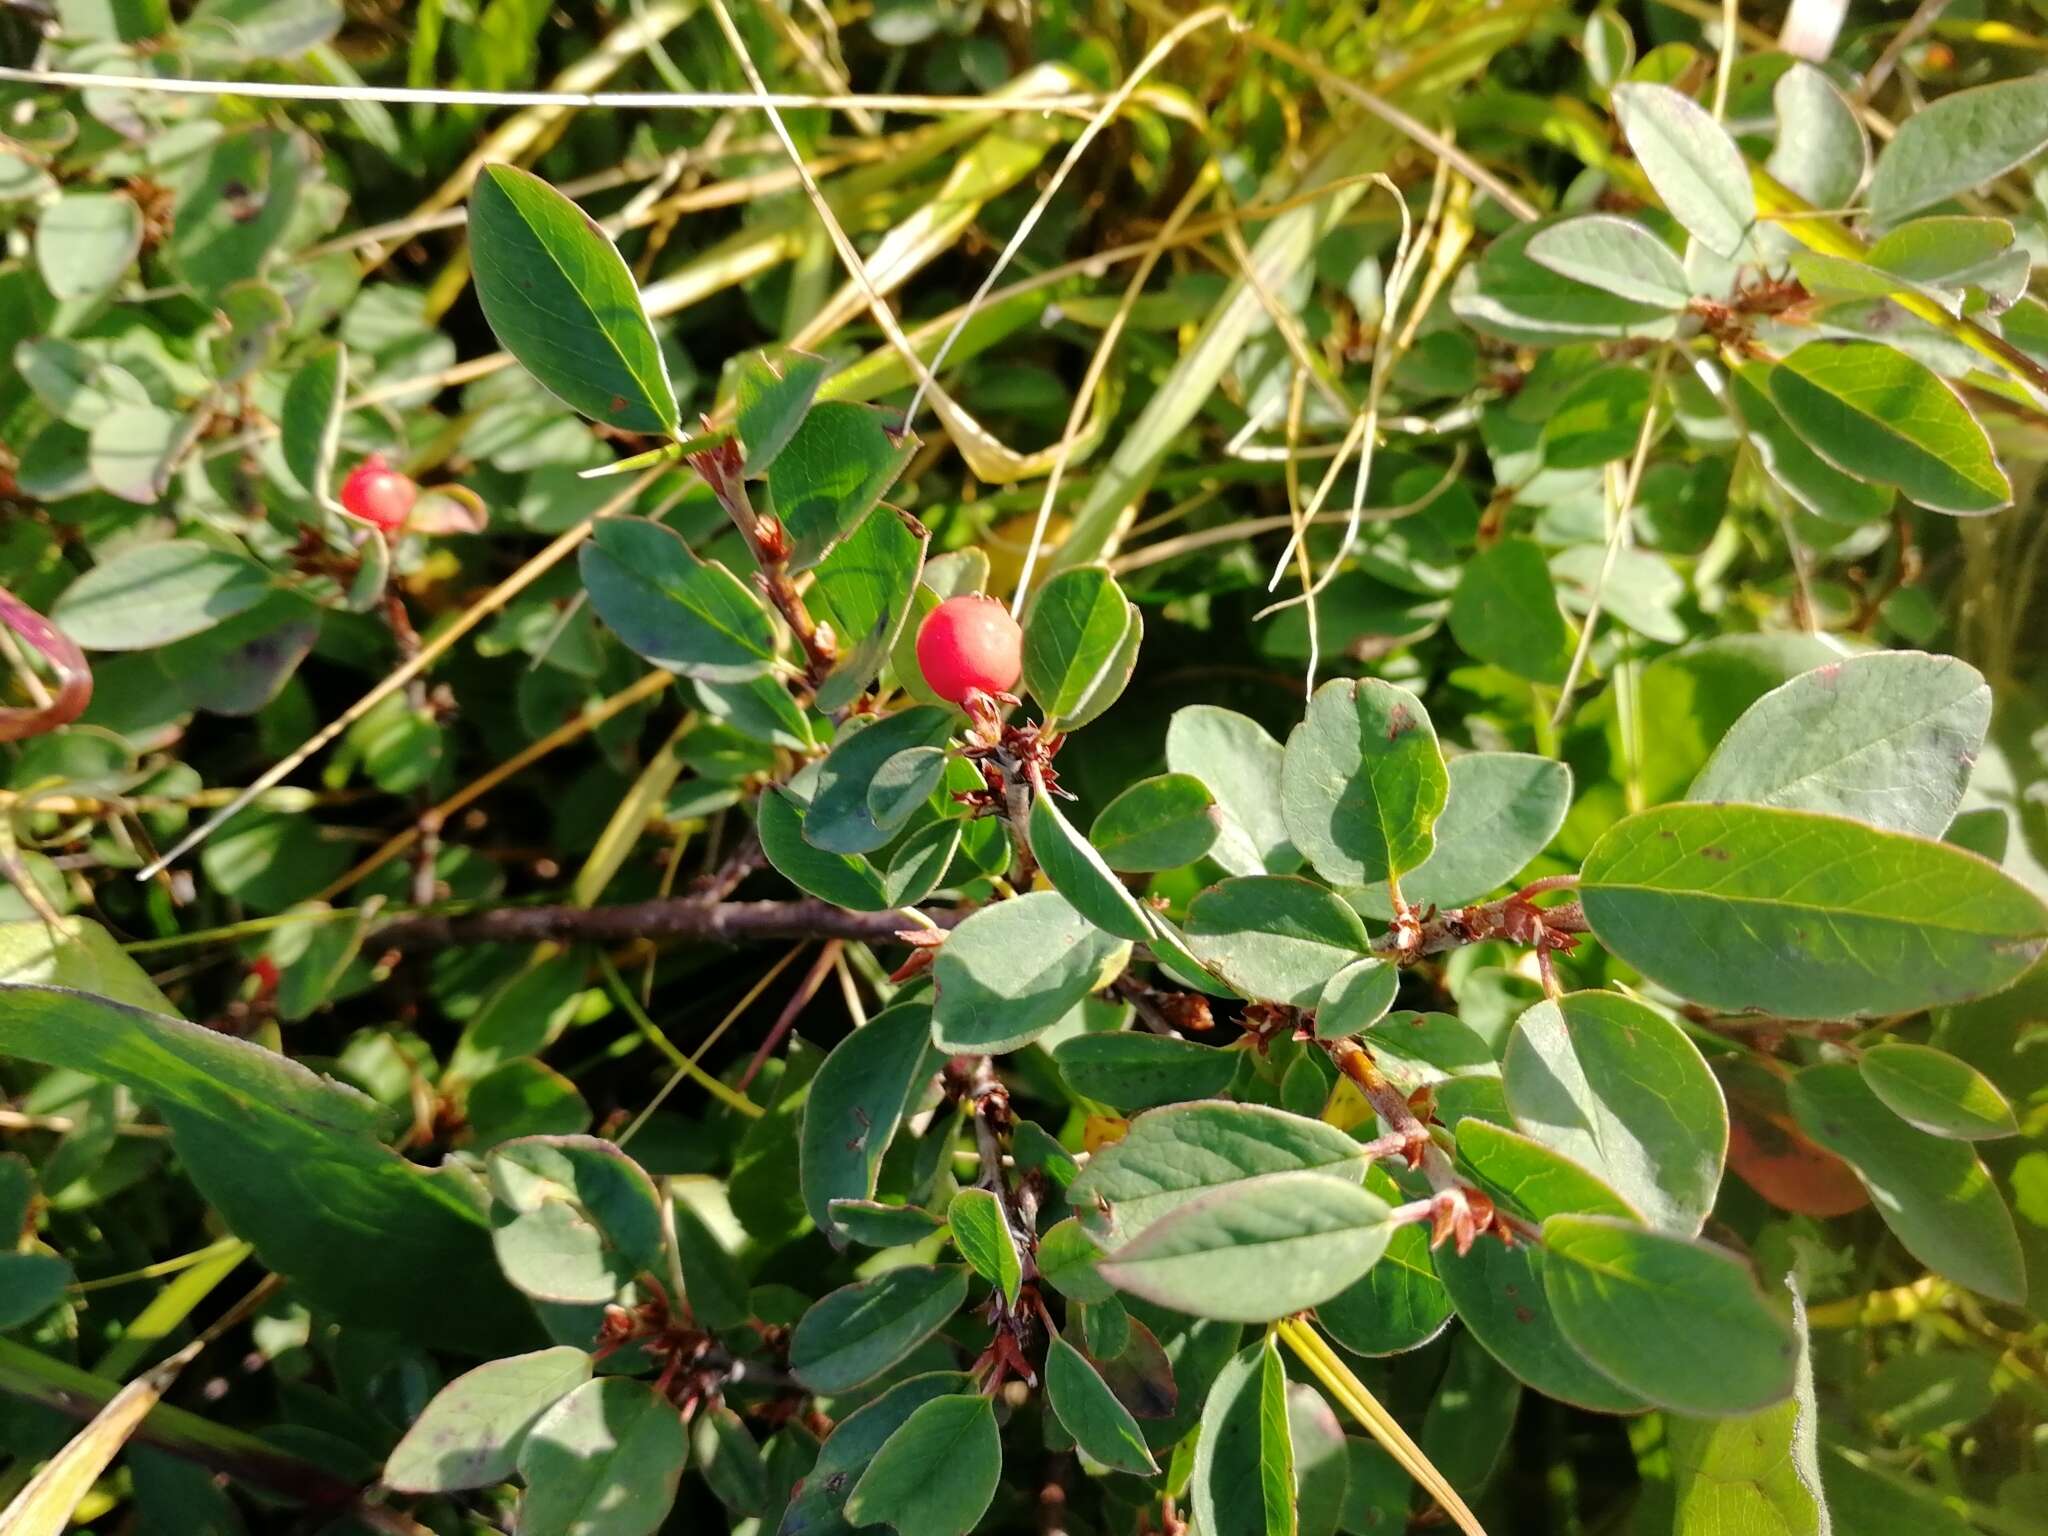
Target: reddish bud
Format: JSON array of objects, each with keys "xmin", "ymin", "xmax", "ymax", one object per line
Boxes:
[
  {"xmin": 915, "ymin": 594, "xmax": 1022, "ymax": 706},
  {"xmin": 339, "ymin": 453, "xmax": 418, "ymax": 533}
]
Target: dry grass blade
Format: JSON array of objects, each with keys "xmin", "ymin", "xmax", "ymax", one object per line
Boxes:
[
  {"xmin": 0, "ymin": 65, "xmax": 1102, "ymax": 115},
  {"xmin": 905, "ymin": 4, "xmax": 1234, "ymax": 430},
  {"xmin": 0, "ymin": 1276, "xmax": 279, "ymax": 1536},
  {"xmin": 1276, "ymin": 1317, "xmax": 1489, "ymax": 1536},
  {"xmin": 1012, "ymin": 161, "xmax": 1221, "ymax": 612}
]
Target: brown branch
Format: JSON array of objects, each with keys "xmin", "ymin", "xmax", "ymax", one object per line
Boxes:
[
  {"xmin": 1372, "ymin": 879, "xmax": 1587, "ymax": 962},
  {"xmin": 688, "ymin": 436, "xmax": 837, "ymax": 686},
  {"xmin": 371, "ymin": 896, "xmax": 962, "ymax": 953}
]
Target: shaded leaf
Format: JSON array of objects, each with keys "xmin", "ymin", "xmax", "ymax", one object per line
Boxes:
[
  {"xmin": 1054, "ymin": 1032, "xmax": 1240, "ymax": 1111},
  {"xmin": 1166, "ymin": 706, "xmax": 1300, "ymax": 876},
  {"xmin": 1788, "ymin": 1063, "xmax": 2024, "ymax": 1303},
  {"xmin": 844, "ymin": 1394, "xmax": 1000, "ymax": 1536},
  {"xmin": 800, "ymin": 1000, "xmax": 939, "ymax": 1242},
  {"xmin": 789, "ymin": 1265, "xmax": 970, "ymax": 1394},
  {"xmin": 515, "ymin": 1377, "xmax": 687, "ymax": 1536},
  {"xmin": 1046, "ymin": 1337, "xmax": 1158, "ymax": 1474},
  {"xmin": 1088, "ymin": 773, "xmax": 1221, "ymax": 872},
  {"xmin": 384, "ymin": 1347, "xmax": 592, "ymax": 1494}
]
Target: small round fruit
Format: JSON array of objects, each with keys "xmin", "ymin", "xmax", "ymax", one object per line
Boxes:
[
  {"xmin": 339, "ymin": 453, "xmax": 418, "ymax": 533},
  {"xmin": 916, "ymin": 593, "xmax": 1023, "ymax": 704}
]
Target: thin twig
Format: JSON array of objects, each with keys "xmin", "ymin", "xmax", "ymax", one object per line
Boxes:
[{"xmin": 370, "ymin": 896, "xmax": 962, "ymax": 952}]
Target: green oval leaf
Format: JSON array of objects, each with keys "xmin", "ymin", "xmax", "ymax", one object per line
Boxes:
[
  {"xmin": 1046, "ymin": 1337, "xmax": 1159, "ymax": 1474},
  {"xmin": 1581, "ymin": 802, "xmax": 2048, "ymax": 1018},
  {"xmin": 1099, "ymin": 1168, "xmax": 1397, "ymax": 1322},
  {"xmin": 385, "ymin": 1346, "xmax": 593, "ymax": 1494},
  {"xmin": 809, "ymin": 502, "xmax": 927, "ymax": 712},
  {"xmin": 1766, "ymin": 63, "xmax": 1868, "ymax": 211},
  {"xmin": 803, "ymin": 707, "xmax": 956, "ymax": 855},
  {"xmin": 1088, "ymin": 772, "xmax": 1221, "ymax": 872},
  {"xmin": 515, "ymin": 1377, "xmax": 687, "ymax": 1536},
  {"xmin": 1611, "ymin": 83, "xmax": 1756, "ymax": 258},
  {"xmin": 757, "ymin": 787, "xmax": 890, "ymax": 911},
  {"xmin": 1866, "ymin": 75, "xmax": 2048, "ymax": 224},
  {"xmin": 800, "ymin": 1001, "xmax": 939, "ymax": 1242},
  {"xmin": 34, "ymin": 191, "xmax": 141, "ymax": 304},
  {"xmin": 1028, "ymin": 789, "xmax": 1153, "ymax": 942},
  {"xmin": 1192, "ymin": 1337, "xmax": 1295, "ymax": 1536},
  {"xmin": 1767, "ymin": 340, "xmax": 2010, "ymax": 515},
  {"xmin": 1858, "ymin": 1042, "xmax": 2016, "ymax": 1140},
  {"xmin": 1690, "ymin": 650, "xmax": 1991, "ymax": 837},
  {"xmin": 1185, "ymin": 875, "xmax": 1370, "ymax": 1006},
  {"xmin": 1731, "ymin": 363, "xmax": 1896, "ymax": 526},
  {"xmin": 1314, "ymin": 956, "xmax": 1399, "ymax": 1040},
  {"xmin": 1166, "ymin": 706, "xmax": 1299, "ymax": 876},
  {"xmin": 766, "ymin": 401, "xmax": 916, "ymax": 571},
  {"xmin": 947, "ymin": 1187, "xmax": 1023, "ymax": 1306},
  {"xmin": 1314, "ymin": 1164, "xmax": 1453, "ymax": 1356},
  {"xmin": 280, "ymin": 341, "xmax": 347, "ymax": 505},
  {"xmin": 1504, "ymin": 990, "xmax": 1726, "ymax": 1234},
  {"xmin": 53, "ymin": 540, "xmax": 273, "ymax": 651},
  {"xmin": 1023, "ymin": 565, "xmax": 1139, "ymax": 728},
  {"xmin": 1541, "ymin": 1214, "xmax": 1797, "ymax": 1417},
  {"xmin": 789, "ymin": 1264, "xmax": 971, "ymax": 1394},
  {"xmin": 1349, "ymin": 752, "xmax": 1572, "ymax": 920},
  {"xmin": 1436, "ymin": 1231, "xmax": 1649, "ymax": 1413},
  {"xmin": 470, "ymin": 163, "xmax": 678, "ymax": 435},
  {"xmin": 1524, "ymin": 214, "xmax": 1691, "ymax": 308},
  {"xmin": 1053, "ymin": 1032, "xmax": 1240, "ymax": 1111},
  {"xmin": 579, "ymin": 517, "xmax": 778, "ymax": 681},
  {"xmin": 845, "ymin": 1393, "xmax": 1001, "ymax": 1536},
  {"xmin": 1449, "ymin": 539, "xmax": 1572, "ymax": 686},
  {"xmin": 1788, "ymin": 1062, "xmax": 2024, "ymax": 1303},
  {"xmin": 1281, "ymin": 678, "xmax": 1448, "ymax": 888},
  {"xmin": 486, "ymin": 1135, "xmax": 665, "ymax": 1306},
  {"xmin": 777, "ymin": 1372, "xmax": 971, "ymax": 1533},
  {"xmin": 1068, "ymin": 1101, "xmax": 1370, "ymax": 1248},
  {"xmin": 931, "ymin": 891, "xmax": 1132, "ymax": 1054}
]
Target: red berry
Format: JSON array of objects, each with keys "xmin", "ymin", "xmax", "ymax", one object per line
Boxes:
[
  {"xmin": 249, "ymin": 956, "xmax": 280, "ymax": 997},
  {"xmin": 339, "ymin": 453, "xmax": 417, "ymax": 533},
  {"xmin": 916, "ymin": 594, "xmax": 1023, "ymax": 705}
]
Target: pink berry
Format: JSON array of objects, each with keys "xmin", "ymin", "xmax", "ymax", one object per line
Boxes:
[
  {"xmin": 916, "ymin": 594, "xmax": 1023, "ymax": 705},
  {"xmin": 340, "ymin": 453, "xmax": 417, "ymax": 533}
]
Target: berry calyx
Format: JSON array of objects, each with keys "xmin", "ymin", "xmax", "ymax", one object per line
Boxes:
[
  {"xmin": 339, "ymin": 453, "xmax": 418, "ymax": 533},
  {"xmin": 916, "ymin": 593, "xmax": 1023, "ymax": 705}
]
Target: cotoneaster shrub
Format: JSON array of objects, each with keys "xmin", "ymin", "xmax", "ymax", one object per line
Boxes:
[{"xmin": 2, "ymin": 3, "xmax": 2048, "ymax": 1535}]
